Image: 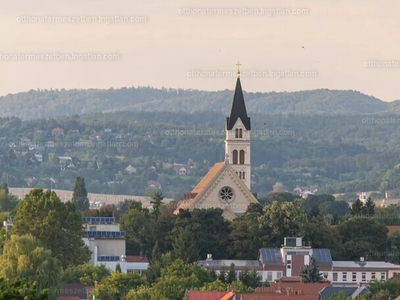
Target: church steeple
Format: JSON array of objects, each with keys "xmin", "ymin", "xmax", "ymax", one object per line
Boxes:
[
  {"xmin": 226, "ymin": 76, "xmax": 251, "ymax": 131},
  {"xmin": 224, "ymin": 63, "xmax": 251, "ymax": 190}
]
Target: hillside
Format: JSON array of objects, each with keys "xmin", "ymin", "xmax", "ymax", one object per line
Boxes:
[
  {"xmin": 0, "ymin": 87, "xmax": 391, "ymax": 120},
  {"xmin": 2, "ymin": 110, "xmax": 400, "ymax": 199}
]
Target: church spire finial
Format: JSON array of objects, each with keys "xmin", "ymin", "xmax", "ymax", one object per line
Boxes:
[{"xmin": 236, "ymin": 61, "xmax": 242, "ymax": 78}]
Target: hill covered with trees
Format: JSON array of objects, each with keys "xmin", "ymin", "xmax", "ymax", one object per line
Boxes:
[
  {"xmin": 1, "ymin": 86, "xmax": 400, "ymax": 120},
  {"xmin": 1, "ymin": 110, "xmax": 400, "ymax": 199}
]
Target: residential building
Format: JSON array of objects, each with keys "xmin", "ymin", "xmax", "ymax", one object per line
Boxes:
[
  {"xmin": 125, "ymin": 164, "xmax": 137, "ymax": 174},
  {"xmin": 330, "ymin": 260, "xmax": 400, "ymax": 285},
  {"xmin": 82, "ymin": 217, "xmax": 148, "ymax": 274},
  {"xmin": 200, "ymin": 237, "xmax": 400, "ymax": 285},
  {"xmin": 2, "ymin": 215, "xmax": 14, "ymax": 232},
  {"xmin": 52, "ymin": 127, "xmax": 65, "ymax": 135},
  {"xmin": 147, "ymin": 180, "xmax": 162, "ymax": 189},
  {"xmin": 173, "ymin": 163, "xmax": 191, "ymax": 175},
  {"xmin": 358, "ymin": 192, "xmax": 370, "ymax": 204}
]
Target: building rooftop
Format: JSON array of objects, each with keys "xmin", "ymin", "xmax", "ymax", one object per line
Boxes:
[
  {"xmin": 259, "ymin": 248, "xmax": 332, "ymax": 265},
  {"xmin": 332, "ymin": 261, "xmax": 400, "ymax": 269},
  {"xmin": 198, "ymin": 259, "xmax": 262, "ymax": 269}
]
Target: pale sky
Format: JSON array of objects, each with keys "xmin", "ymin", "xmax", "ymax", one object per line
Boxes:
[{"xmin": 1, "ymin": 0, "xmax": 400, "ymax": 101}]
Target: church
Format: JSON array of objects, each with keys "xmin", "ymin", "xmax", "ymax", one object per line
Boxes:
[{"xmin": 174, "ymin": 64, "xmax": 259, "ymax": 220}]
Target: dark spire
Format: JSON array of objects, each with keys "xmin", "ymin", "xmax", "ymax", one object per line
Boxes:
[{"xmin": 226, "ymin": 77, "xmax": 251, "ymax": 130}]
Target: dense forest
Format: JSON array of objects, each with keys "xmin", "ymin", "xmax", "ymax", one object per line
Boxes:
[
  {"xmin": 1, "ymin": 108, "xmax": 400, "ymax": 199},
  {"xmin": 2, "ymin": 86, "xmax": 400, "ymax": 120}
]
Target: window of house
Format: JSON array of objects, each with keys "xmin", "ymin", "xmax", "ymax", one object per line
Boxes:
[
  {"xmin": 381, "ymin": 273, "xmax": 386, "ymax": 280},
  {"xmin": 371, "ymin": 272, "xmax": 376, "ymax": 280},
  {"xmin": 267, "ymin": 272, "xmax": 272, "ymax": 281},
  {"xmin": 352, "ymin": 272, "xmax": 357, "ymax": 282},
  {"xmin": 287, "ymin": 265, "xmax": 291, "ymax": 269},
  {"xmin": 333, "ymin": 273, "xmax": 338, "ymax": 282},
  {"xmin": 277, "ymin": 271, "xmax": 282, "ymax": 279},
  {"xmin": 362, "ymin": 273, "xmax": 366, "ymax": 282},
  {"xmin": 235, "ymin": 128, "xmax": 239, "ymax": 138},
  {"xmin": 239, "ymin": 128, "xmax": 243, "ymax": 138},
  {"xmin": 287, "ymin": 260, "xmax": 292, "ymax": 264},
  {"xmin": 343, "ymin": 272, "xmax": 347, "ymax": 281}
]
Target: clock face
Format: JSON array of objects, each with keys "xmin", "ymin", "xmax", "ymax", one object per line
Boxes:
[{"xmin": 219, "ymin": 186, "xmax": 235, "ymax": 204}]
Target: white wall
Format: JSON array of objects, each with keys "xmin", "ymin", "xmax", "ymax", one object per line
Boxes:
[
  {"xmin": 327, "ymin": 270, "xmax": 389, "ymax": 284},
  {"xmin": 94, "ymin": 261, "xmax": 149, "ymax": 274}
]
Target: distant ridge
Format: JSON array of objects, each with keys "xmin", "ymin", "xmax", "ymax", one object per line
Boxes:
[{"xmin": 1, "ymin": 86, "xmax": 400, "ymax": 119}]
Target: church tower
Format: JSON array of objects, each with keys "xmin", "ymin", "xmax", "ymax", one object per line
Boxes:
[{"xmin": 225, "ymin": 63, "xmax": 251, "ymax": 190}]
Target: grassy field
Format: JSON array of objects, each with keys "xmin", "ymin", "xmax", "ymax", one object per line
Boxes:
[{"xmin": 9, "ymin": 187, "xmax": 174, "ymax": 208}]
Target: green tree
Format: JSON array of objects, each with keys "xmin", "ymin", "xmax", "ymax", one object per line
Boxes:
[
  {"xmin": 368, "ymin": 278, "xmax": 400, "ymax": 298},
  {"xmin": 247, "ymin": 269, "xmax": 261, "ymax": 288},
  {"xmin": 327, "ymin": 291, "xmax": 352, "ymax": 300},
  {"xmin": 364, "ymin": 197, "xmax": 375, "ymax": 216},
  {"xmin": 350, "ymin": 199, "xmax": 365, "ymax": 216},
  {"xmin": 229, "ymin": 205, "xmax": 266, "ymax": 260},
  {"xmin": 150, "ymin": 259, "xmax": 213, "ymax": 300},
  {"xmin": 299, "ymin": 256, "xmax": 321, "ymax": 283},
  {"xmin": 227, "ymin": 263, "xmax": 237, "ymax": 283},
  {"xmin": 218, "ymin": 266, "xmax": 227, "ymax": 283},
  {"xmin": 304, "ymin": 216, "xmax": 343, "ymax": 259},
  {"xmin": 0, "ymin": 234, "xmax": 62, "ymax": 300},
  {"xmin": 62, "ymin": 264, "xmax": 111, "ymax": 286},
  {"xmin": 120, "ymin": 201, "xmax": 154, "ymax": 256},
  {"xmin": 125, "ymin": 285, "xmax": 152, "ymax": 300},
  {"xmin": 12, "ymin": 189, "xmax": 91, "ymax": 269},
  {"xmin": 338, "ymin": 217, "xmax": 387, "ymax": 260},
  {"xmin": 92, "ymin": 271, "xmax": 147, "ymax": 300},
  {"xmin": 200, "ymin": 279, "xmax": 227, "ymax": 291},
  {"xmin": 171, "ymin": 227, "xmax": 199, "ymax": 264},
  {"xmin": 146, "ymin": 252, "xmax": 174, "ymax": 285},
  {"xmin": 260, "ymin": 201, "xmax": 308, "ymax": 247},
  {"xmin": 0, "ymin": 184, "xmax": 18, "ymax": 212},
  {"xmin": 150, "ymin": 191, "xmax": 163, "ymax": 222},
  {"xmin": 72, "ymin": 176, "xmax": 89, "ymax": 211},
  {"xmin": 0, "ymin": 278, "xmax": 49, "ymax": 300},
  {"xmin": 115, "ymin": 263, "xmax": 122, "ymax": 272}
]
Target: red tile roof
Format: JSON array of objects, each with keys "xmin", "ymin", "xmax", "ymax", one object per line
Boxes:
[
  {"xmin": 175, "ymin": 162, "xmax": 226, "ymax": 211},
  {"xmin": 387, "ymin": 226, "xmax": 400, "ymax": 235},
  {"xmin": 188, "ymin": 291, "xmax": 231, "ymax": 300},
  {"xmin": 126, "ymin": 255, "xmax": 149, "ymax": 263},
  {"xmin": 192, "ymin": 162, "xmax": 225, "ymax": 195}
]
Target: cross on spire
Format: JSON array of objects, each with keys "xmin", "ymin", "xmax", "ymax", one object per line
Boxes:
[{"xmin": 236, "ymin": 61, "xmax": 242, "ymax": 78}]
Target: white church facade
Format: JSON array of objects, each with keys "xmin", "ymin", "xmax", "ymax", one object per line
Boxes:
[{"xmin": 174, "ymin": 65, "xmax": 259, "ymax": 220}]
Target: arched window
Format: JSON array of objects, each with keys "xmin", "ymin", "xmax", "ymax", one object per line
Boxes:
[
  {"xmin": 238, "ymin": 171, "xmax": 242, "ymax": 179},
  {"xmin": 232, "ymin": 150, "xmax": 238, "ymax": 164},
  {"xmin": 235, "ymin": 128, "xmax": 239, "ymax": 138},
  {"xmin": 239, "ymin": 128, "xmax": 243, "ymax": 138},
  {"xmin": 242, "ymin": 172, "xmax": 245, "ymax": 179},
  {"xmin": 239, "ymin": 150, "xmax": 245, "ymax": 164}
]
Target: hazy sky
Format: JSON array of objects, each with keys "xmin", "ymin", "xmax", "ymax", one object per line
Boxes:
[{"xmin": 1, "ymin": 0, "xmax": 400, "ymax": 101}]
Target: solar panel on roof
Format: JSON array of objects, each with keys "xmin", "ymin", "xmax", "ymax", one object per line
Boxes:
[
  {"xmin": 313, "ymin": 249, "xmax": 332, "ymax": 264},
  {"xmin": 260, "ymin": 248, "xmax": 282, "ymax": 264}
]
